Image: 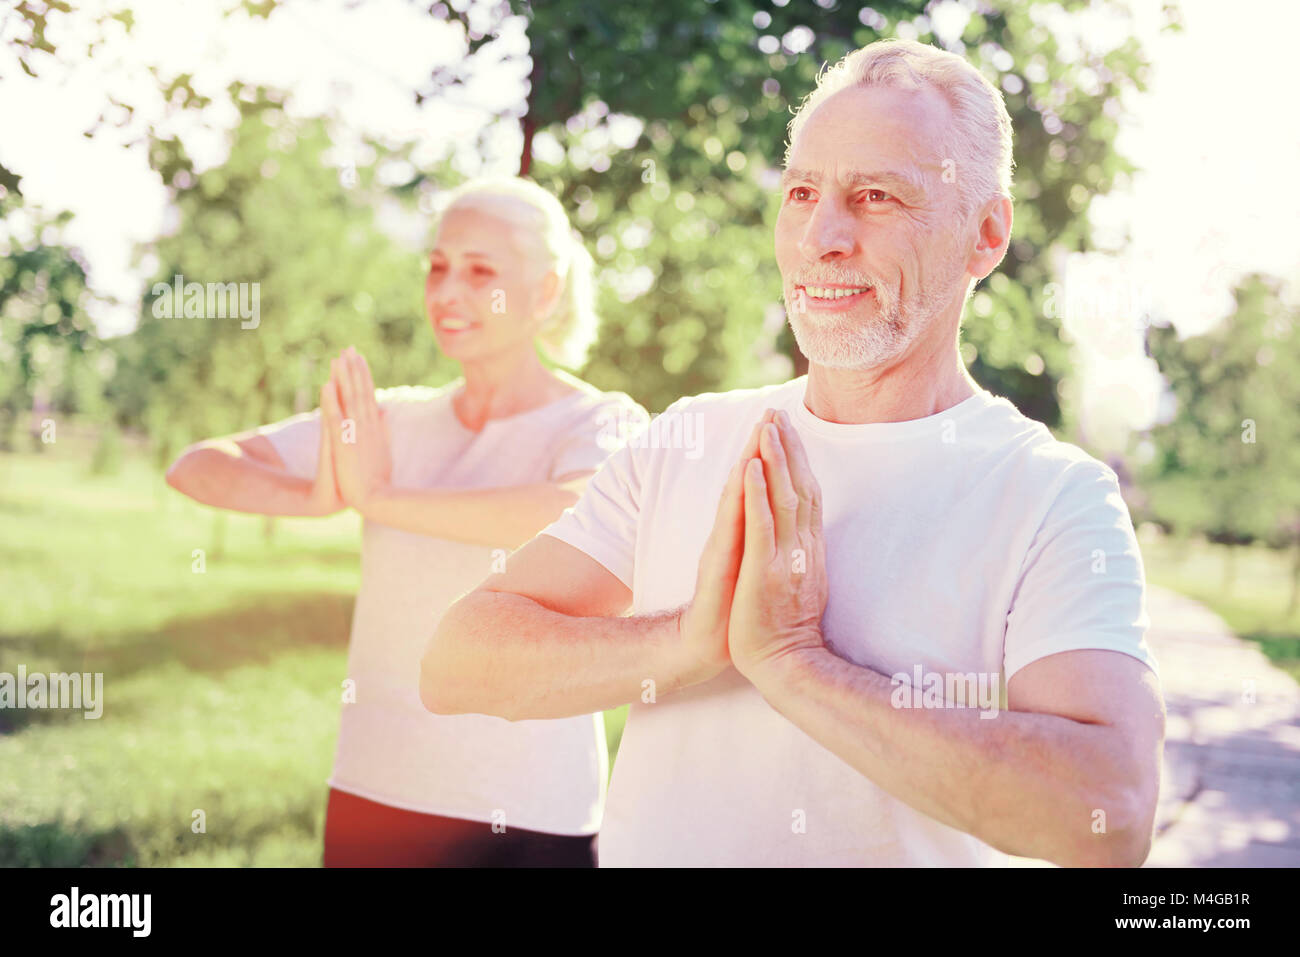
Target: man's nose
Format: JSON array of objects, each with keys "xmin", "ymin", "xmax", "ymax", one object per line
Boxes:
[{"xmin": 799, "ymin": 200, "xmax": 856, "ymax": 261}]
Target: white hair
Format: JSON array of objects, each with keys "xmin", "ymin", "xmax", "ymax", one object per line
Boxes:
[
  {"xmin": 785, "ymin": 38, "xmax": 1014, "ymax": 217},
  {"xmin": 433, "ymin": 176, "xmax": 599, "ymax": 369}
]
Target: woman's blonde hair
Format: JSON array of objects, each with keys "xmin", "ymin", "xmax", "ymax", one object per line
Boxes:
[{"xmin": 432, "ymin": 176, "xmax": 599, "ymax": 369}]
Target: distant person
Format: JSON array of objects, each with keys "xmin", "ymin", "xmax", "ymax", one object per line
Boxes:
[
  {"xmin": 422, "ymin": 40, "xmax": 1166, "ymax": 867},
  {"xmin": 166, "ymin": 177, "xmax": 644, "ymax": 867}
]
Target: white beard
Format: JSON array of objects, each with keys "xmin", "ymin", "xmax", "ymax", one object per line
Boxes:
[{"xmin": 785, "ymin": 248, "xmax": 967, "ymax": 370}]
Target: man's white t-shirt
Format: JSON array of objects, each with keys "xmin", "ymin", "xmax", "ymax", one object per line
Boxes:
[
  {"xmin": 261, "ymin": 378, "xmax": 644, "ymax": 836},
  {"xmin": 541, "ymin": 376, "xmax": 1159, "ymax": 864}
]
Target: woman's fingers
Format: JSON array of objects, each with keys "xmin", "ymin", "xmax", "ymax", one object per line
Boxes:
[{"xmin": 331, "ymin": 356, "xmax": 354, "ymax": 419}]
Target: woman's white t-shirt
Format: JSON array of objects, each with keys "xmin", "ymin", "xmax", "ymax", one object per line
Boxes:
[{"xmin": 260, "ymin": 378, "xmax": 645, "ymax": 835}]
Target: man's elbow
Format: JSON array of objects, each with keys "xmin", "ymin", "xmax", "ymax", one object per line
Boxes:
[
  {"xmin": 1062, "ymin": 786, "xmax": 1157, "ymax": 868},
  {"xmin": 420, "ymin": 591, "xmax": 505, "ymax": 717},
  {"xmin": 420, "ymin": 611, "xmax": 463, "ymax": 715}
]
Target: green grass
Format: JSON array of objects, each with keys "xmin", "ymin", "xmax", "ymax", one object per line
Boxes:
[
  {"xmin": 0, "ymin": 428, "xmax": 627, "ymax": 866},
  {"xmin": 1142, "ymin": 534, "xmax": 1300, "ymax": 684}
]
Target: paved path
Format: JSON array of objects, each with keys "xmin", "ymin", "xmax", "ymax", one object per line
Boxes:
[{"xmin": 1009, "ymin": 585, "xmax": 1300, "ymax": 867}]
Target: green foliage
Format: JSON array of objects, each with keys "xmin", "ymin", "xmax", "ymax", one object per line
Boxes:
[
  {"xmin": 110, "ymin": 88, "xmax": 457, "ymax": 461},
  {"xmin": 0, "ymin": 189, "xmax": 106, "ymax": 449},
  {"xmin": 427, "ymin": 0, "xmax": 1156, "ymax": 418},
  {"xmin": 1141, "ymin": 274, "xmax": 1300, "ymax": 550}
]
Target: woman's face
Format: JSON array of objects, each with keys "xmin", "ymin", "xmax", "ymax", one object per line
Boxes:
[{"xmin": 424, "ymin": 202, "xmax": 558, "ymax": 365}]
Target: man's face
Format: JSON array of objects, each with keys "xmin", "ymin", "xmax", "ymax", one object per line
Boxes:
[{"xmin": 775, "ymin": 83, "xmax": 973, "ymax": 370}]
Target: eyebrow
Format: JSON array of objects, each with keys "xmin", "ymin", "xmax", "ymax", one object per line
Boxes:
[
  {"xmin": 430, "ymin": 250, "xmax": 495, "ymax": 260},
  {"xmin": 780, "ymin": 167, "xmax": 927, "ymax": 200}
]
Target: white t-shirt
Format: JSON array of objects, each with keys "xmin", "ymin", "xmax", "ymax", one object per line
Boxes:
[
  {"xmin": 261, "ymin": 378, "xmax": 645, "ymax": 835},
  {"xmin": 542, "ymin": 375, "xmax": 1159, "ymax": 864}
]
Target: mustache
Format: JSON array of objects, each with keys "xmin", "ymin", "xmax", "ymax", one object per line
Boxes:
[{"xmin": 788, "ymin": 267, "xmax": 880, "ymax": 287}]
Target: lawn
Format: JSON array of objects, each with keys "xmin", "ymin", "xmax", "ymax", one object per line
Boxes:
[
  {"xmin": 0, "ymin": 428, "xmax": 626, "ymax": 866},
  {"xmin": 1142, "ymin": 533, "xmax": 1300, "ymax": 684}
]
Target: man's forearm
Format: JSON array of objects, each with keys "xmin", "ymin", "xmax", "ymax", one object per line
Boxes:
[
  {"xmin": 422, "ymin": 590, "xmax": 707, "ymax": 721},
  {"xmin": 746, "ymin": 647, "xmax": 1153, "ymax": 866}
]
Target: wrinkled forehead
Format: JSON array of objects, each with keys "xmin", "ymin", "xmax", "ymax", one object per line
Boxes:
[{"xmin": 786, "ymin": 83, "xmax": 953, "ymax": 183}]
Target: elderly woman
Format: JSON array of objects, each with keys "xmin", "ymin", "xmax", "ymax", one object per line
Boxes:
[{"xmin": 165, "ymin": 177, "xmax": 644, "ymax": 867}]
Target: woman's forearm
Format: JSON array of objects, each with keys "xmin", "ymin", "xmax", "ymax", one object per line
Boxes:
[
  {"xmin": 358, "ymin": 482, "xmax": 585, "ymax": 549},
  {"xmin": 165, "ymin": 443, "xmax": 340, "ymax": 517}
]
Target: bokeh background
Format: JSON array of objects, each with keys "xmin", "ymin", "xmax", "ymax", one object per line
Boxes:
[{"xmin": 2, "ymin": 0, "xmax": 1298, "ymax": 866}]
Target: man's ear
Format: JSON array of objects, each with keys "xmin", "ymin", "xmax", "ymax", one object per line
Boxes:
[{"xmin": 967, "ymin": 196, "xmax": 1013, "ymax": 282}]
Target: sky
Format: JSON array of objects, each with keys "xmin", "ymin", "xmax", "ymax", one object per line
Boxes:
[{"xmin": 2, "ymin": 0, "xmax": 1298, "ymax": 444}]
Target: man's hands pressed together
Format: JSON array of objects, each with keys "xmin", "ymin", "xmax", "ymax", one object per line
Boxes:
[
  {"xmin": 677, "ymin": 407, "xmax": 829, "ymax": 687},
  {"xmin": 729, "ymin": 411, "xmax": 830, "ymax": 679}
]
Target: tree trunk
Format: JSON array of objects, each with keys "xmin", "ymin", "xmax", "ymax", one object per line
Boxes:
[{"xmin": 519, "ymin": 51, "xmax": 544, "ymax": 176}]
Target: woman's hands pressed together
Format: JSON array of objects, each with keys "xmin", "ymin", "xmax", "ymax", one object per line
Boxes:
[{"xmin": 321, "ymin": 346, "xmax": 393, "ymax": 513}]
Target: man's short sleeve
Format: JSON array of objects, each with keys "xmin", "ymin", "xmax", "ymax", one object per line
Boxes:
[
  {"xmin": 541, "ymin": 438, "xmax": 642, "ymax": 591},
  {"xmin": 1002, "ymin": 461, "xmax": 1159, "ymax": 682},
  {"xmin": 256, "ymin": 410, "xmax": 321, "ymax": 481},
  {"xmin": 547, "ymin": 394, "xmax": 648, "ymax": 482}
]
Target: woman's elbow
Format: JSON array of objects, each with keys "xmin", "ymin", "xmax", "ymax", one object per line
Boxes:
[{"xmin": 164, "ymin": 446, "xmax": 203, "ymax": 493}]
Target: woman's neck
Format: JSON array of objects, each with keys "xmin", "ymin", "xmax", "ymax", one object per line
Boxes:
[{"xmin": 453, "ymin": 348, "xmax": 576, "ymax": 431}]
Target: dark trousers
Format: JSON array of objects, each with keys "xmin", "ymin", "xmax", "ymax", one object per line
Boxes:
[{"xmin": 322, "ymin": 787, "xmax": 597, "ymax": 868}]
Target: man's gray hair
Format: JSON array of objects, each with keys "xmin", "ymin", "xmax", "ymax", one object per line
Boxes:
[{"xmin": 785, "ymin": 38, "xmax": 1015, "ymax": 217}]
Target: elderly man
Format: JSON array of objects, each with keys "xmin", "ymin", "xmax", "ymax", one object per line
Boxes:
[{"xmin": 420, "ymin": 38, "xmax": 1165, "ymax": 867}]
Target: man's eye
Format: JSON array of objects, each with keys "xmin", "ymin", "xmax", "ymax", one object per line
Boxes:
[
  {"xmin": 865, "ymin": 189, "xmax": 893, "ymax": 203},
  {"xmin": 789, "ymin": 186, "xmax": 814, "ymax": 202},
  {"xmin": 471, "ymin": 265, "xmax": 495, "ymax": 278}
]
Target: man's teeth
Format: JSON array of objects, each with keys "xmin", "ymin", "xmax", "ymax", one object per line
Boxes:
[
  {"xmin": 804, "ymin": 286, "xmax": 870, "ymax": 300},
  {"xmin": 440, "ymin": 318, "xmax": 472, "ymax": 330}
]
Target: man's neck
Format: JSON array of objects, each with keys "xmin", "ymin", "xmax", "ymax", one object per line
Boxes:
[{"xmin": 803, "ymin": 332, "xmax": 979, "ymax": 425}]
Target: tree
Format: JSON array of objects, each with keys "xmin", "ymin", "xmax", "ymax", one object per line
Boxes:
[
  {"xmin": 13, "ymin": 0, "xmax": 1165, "ymax": 424},
  {"xmin": 109, "ymin": 88, "xmax": 455, "ymax": 464},
  {"xmin": 1141, "ymin": 274, "xmax": 1300, "ymax": 603},
  {"xmin": 421, "ymin": 0, "xmax": 1160, "ymax": 421},
  {"xmin": 0, "ymin": 185, "xmax": 105, "ymax": 450}
]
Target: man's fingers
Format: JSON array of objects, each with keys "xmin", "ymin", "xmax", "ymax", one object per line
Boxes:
[
  {"xmin": 742, "ymin": 456, "xmax": 775, "ymax": 561},
  {"xmin": 759, "ymin": 422, "xmax": 799, "ymax": 546},
  {"xmin": 740, "ymin": 410, "xmax": 776, "ymax": 462},
  {"xmin": 775, "ymin": 409, "xmax": 816, "ymax": 533},
  {"xmin": 706, "ymin": 459, "xmax": 745, "ymax": 556}
]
